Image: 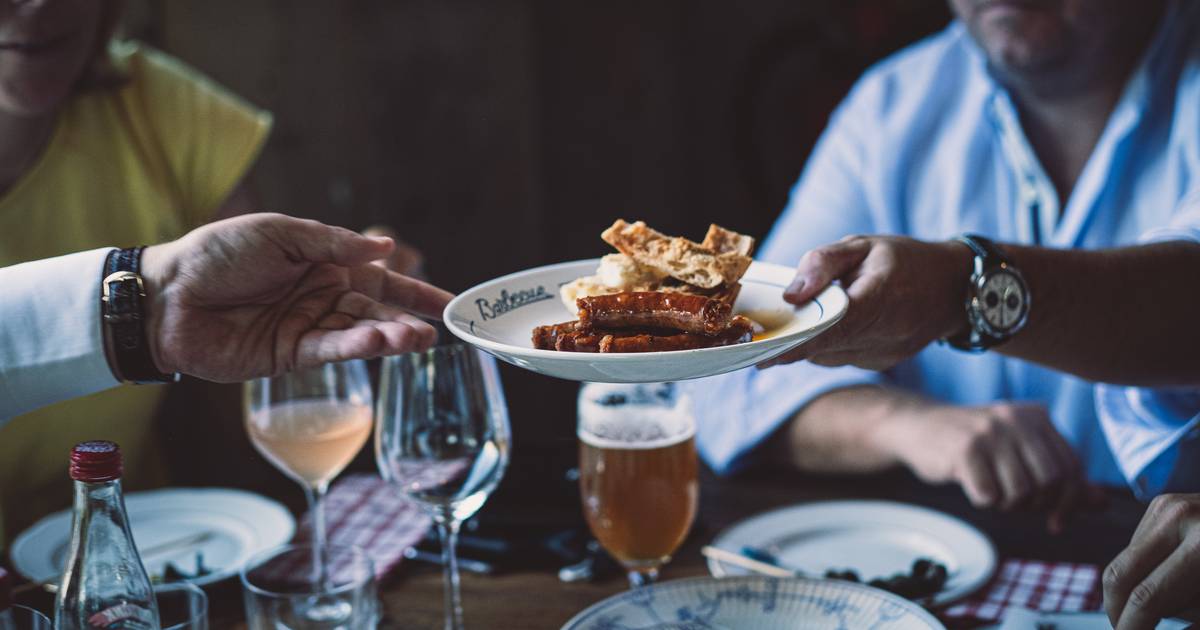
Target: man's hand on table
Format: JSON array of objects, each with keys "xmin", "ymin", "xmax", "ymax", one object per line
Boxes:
[
  {"xmin": 1104, "ymin": 493, "xmax": 1200, "ymax": 629},
  {"xmin": 140, "ymin": 212, "xmax": 453, "ymax": 382},
  {"xmin": 881, "ymin": 400, "xmax": 1099, "ymax": 533},
  {"xmin": 759, "ymin": 235, "xmax": 970, "ymax": 370}
]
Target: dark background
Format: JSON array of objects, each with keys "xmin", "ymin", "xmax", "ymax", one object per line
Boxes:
[{"xmin": 140, "ymin": 0, "xmax": 953, "ymax": 518}]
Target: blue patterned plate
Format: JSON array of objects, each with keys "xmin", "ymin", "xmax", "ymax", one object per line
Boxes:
[{"xmin": 562, "ymin": 576, "xmax": 946, "ymax": 629}]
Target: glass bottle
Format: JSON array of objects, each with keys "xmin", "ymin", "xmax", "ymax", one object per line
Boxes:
[{"xmin": 54, "ymin": 441, "xmax": 160, "ymax": 629}]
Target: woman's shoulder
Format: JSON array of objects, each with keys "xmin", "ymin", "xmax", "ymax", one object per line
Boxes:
[
  {"xmin": 109, "ymin": 40, "xmax": 270, "ymax": 124},
  {"xmin": 89, "ymin": 41, "xmax": 273, "ymax": 227}
]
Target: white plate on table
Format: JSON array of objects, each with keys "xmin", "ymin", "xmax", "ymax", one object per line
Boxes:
[
  {"xmin": 444, "ymin": 258, "xmax": 848, "ymax": 383},
  {"xmin": 707, "ymin": 501, "xmax": 996, "ymax": 608},
  {"xmin": 11, "ymin": 487, "xmax": 295, "ymax": 587},
  {"xmin": 562, "ymin": 575, "xmax": 946, "ymax": 629}
]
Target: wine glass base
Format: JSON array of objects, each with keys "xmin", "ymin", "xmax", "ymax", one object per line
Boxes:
[{"xmin": 282, "ymin": 596, "xmax": 355, "ymax": 628}]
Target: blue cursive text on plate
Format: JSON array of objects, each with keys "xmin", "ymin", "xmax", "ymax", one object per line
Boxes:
[{"xmin": 476, "ymin": 286, "xmax": 554, "ymax": 320}]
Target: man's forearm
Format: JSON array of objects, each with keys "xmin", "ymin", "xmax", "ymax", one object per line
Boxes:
[
  {"xmin": 771, "ymin": 385, "xmax": 927, "ymax": 473},
  {"xmin": 996, "ymin": 240, "xmax": 1200, "ymax": 386}
]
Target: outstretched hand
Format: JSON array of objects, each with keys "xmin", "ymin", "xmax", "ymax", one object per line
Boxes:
[
  {"xmin": 761, "ymin": 235, "xmax": 971, "ymax": 370},
  {"xmin": 141, "ymin": 213, "xmax": 454, "ymax": 382}
]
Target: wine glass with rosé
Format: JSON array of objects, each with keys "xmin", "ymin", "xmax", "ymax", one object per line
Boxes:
[{"xmin": 244, "ymin": 361, "xmax": 373, "ymax": 601}]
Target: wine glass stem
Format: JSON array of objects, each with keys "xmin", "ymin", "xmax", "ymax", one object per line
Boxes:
[
  {"xmin": 627, "ymin": 567, "xmax": 659, "ymax": 589},
  {"xmin": 304, "ymin": 483, "xmax": 331, "ymax": 589},
  {"xmin": 436, "ymin": 518, "xmax": 465, "ymax": 630}
]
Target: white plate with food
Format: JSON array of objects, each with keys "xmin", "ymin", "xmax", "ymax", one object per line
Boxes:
[
  {"xmin": 11, "ymin": 487, "xmax": 295, "ymax": 587},
  {"xmin": 707, "ymin": 501, "xmax": 996, "ymax": 607},
  {"xmin": 561, "ymin": 575, "xmax": 946, "ymax": 629},
  {"xmin": 444, "ymin": 220, "xmax": 848, "ymax": 383}
]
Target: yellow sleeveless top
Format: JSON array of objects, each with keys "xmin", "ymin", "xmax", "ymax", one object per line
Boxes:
[{"xmin": 0, "ymin": 41, "xmax": 271, "ymax": 546}]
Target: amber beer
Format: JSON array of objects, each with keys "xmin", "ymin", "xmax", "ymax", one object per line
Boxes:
[{"xmin": 577, "ymin": 384, "xmax": 698, "ymax": 581}]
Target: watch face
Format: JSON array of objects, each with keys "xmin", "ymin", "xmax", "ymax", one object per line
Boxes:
[{"xmin": 978, "ymin": 269, "xmax": 1027, "ymax": 332}]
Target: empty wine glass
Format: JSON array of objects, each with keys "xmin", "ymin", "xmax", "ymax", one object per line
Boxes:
[
  {"xmin": 244, "ymin": 361, "xmax": 373, "ymax": 598},
  {"xmin": 375, "ymin": 345, "xmax": 510, "ymax": 630}
]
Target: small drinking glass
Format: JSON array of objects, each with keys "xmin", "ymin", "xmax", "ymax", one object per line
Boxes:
[
  {"xmin": 577, "ymin": 382, "xmax": 699, "ymax": 587},
  {"xmin": 244, "ymin": 361, "xmax": 373, "ymax": 589},
  {"xmin": 6, "ymin": 606, "xmax": 51, "ymax": 629},
  {"xmin": 240, "ymin": 544, "xmax": 378, "ymax": 630},
  {"xmin": 376, "ymin": 345, "xmax": 511, "ymax": 630},
  {"xmin": 155, "ymin": 582, "xmax": 208, "ymax": 630}
]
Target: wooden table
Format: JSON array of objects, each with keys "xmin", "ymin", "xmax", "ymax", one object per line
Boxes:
[{"xmin": 16, "ymin": 468, "xmax": 1146, "ymax": 629}]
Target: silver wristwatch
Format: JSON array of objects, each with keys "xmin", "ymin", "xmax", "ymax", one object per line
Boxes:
[{"xmin": 945, "ymin": 234, "xmax": 1030, "ymax": 352}]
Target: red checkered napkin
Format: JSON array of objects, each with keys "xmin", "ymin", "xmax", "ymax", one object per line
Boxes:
[
  {"xmin": 941, "ymin": 559, "xmax": 1103, "ymax": 625},
  {"xmin": 293, "ymin": 474, "xmax": 432, "ymax": 579}
]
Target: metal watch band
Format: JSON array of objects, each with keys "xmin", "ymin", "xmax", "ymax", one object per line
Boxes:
[
  {"xmin": 101, "ymin": 247, "xmax": 178, "ymax": 384},
  {"xmin": 944, "ymin": 234, "xmax": 1007, "ymax": 353}
]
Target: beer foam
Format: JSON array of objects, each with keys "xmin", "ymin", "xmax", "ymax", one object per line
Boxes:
[{"xmin": 578, "ymin": 392, "xmax": 695, "ymax": 450}]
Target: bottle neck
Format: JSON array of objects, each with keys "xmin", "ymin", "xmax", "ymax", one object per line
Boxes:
[
  {"xmin": 73, "ymin": 478, "xmax": 126, "ymax": 523},
  {"xmin": 67, "ymin": 477, "xmax": 141, "ymax": 561}
]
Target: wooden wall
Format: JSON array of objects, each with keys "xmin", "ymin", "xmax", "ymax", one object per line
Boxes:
[{"xmin": 140, "ymin": 0, "xmax": 950, "ymax": 515}]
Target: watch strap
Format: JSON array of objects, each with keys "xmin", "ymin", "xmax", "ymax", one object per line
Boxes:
[
  {"xmin": 955, "ymin": 233, "xmax": 1009, "ymax": 269},
  {"xmin": 944, "ymin": 234, "xmax": 1008, "ymax": 353},
  {"xmin": 101, "ymin": 247, "xmax": 178, "ymax": 384}
]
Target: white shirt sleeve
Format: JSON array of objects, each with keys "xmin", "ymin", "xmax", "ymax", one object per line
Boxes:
[
  {"xmin": 1093, "ymin": 189, "xmax": 1200, "ymax": 498},
  {"xmin": 0, "ymin": 248, "xmax": 120, "ymax": 423}
]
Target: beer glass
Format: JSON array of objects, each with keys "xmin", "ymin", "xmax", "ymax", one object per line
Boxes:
[{"xmin": 577, "ymin": 382, "xmax": 699, "ymax": 587}]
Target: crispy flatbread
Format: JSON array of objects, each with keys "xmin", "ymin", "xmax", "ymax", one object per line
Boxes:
[{"xmin": 600, "ymin": 220, "xmax": 754, "ymax": 289}]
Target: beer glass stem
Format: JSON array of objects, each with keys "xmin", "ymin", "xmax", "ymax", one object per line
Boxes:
[
  {"xmin": 627, "ymin": 567, "xmax": 659, "ymax": 588},
  {"xmin": 437, "ymin": 518, "xmax": 465, "ymax": 630}
]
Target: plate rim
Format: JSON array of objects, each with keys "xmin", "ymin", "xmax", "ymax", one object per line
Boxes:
[
  {"xmin": 561, "ymin": 574, "xmax": 946, "ymax": 629},
  {"xmin": 9, "ymin": 486, "xmax": 296, "ymax": 586},
  {"xmin": 443, "ymin": 258, "xmax": 848, "ymax": 360},
  {"xmin": 705, "ymin": 500, "xmax": 997, "ymax": 607}
]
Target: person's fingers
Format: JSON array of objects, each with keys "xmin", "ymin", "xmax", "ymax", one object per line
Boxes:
[
  {"xmin": 957, "ymin": 444, "xmax": 1002, "ymax": 508},
  {"xmin": 784, "ymin": 238, "xmax": 872, "ymax": 304},
  {"xmin": 1115, "ymin": 541, "xmax": 1200, "ymax": 630},
  {"xmin": 1011, "ymin": 422, "xmax": 1066, "ymax": 512},
  {"xmin": 314, "ymin": 296, "xmax": 440, "ymax": 351},
  {"xmin": 330, "ymin": 292, "xmax": 436, "ymax": 328},
  {"xmin": 265, "ymin": 215, "xmax": 396, "ymax": 268},
  {"xmin": 362, "ymin": 225, "xmax": 428, "ymax": 277},
  {"xmin": 349, "ymin": 264, "xmax": 454, "ymax": 319},
  {"xmin": 990, "ymin": 434, "xmax": 1035, "ymax": 510},
  {"xmin": 1104, "ymin": 508, "xmax": 1183, "ymax": 627},
  {"xmin": 1046, "ymin": 479, "xmax": 1081, "ymax": 535},
  {"xmin": 294, "ymin": 318, "xmax": 438, "ymax": 366}
]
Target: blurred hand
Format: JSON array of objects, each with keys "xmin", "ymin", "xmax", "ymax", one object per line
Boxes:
[
  {"xmin": 1104, "ymin": 493, "xmax": 1200, "ymax": 629},
  {"xmin": 889, "ymin": 401, "xmax": 1097, "ymax": 532},
  {"xmin": 362, "ymin": 224, "xmax": 427, "ymax": 279},
  {"xmin": 141, "ymin": 213, "xmax": 454, "ymax": 382},
  {"xmin": 760, "ymin": 235, "xmax": 969, "ymax": 370}
]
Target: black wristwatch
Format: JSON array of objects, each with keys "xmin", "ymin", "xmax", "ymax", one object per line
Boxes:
[
  {"xmin": 944, "ymin": 234, "xmax": 1030, "ymax": 353},
  {"xmin": 101, "ymin": 247, "xmax": 179, "ymax": 384}
]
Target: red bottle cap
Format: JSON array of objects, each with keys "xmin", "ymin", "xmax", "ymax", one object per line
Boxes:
[
  {"xmin": 69, "ymin": 441, "xmax": 123, "ymax": 483},
  {"xmin": 0, "ymin": 567, "xmax": 10, "ymax": 611}
]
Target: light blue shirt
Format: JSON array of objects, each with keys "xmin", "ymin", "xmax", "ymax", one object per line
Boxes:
[{"xmin": 688, "ymin": 4, "xmax": 1200, "ymax": 499}]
